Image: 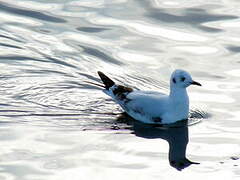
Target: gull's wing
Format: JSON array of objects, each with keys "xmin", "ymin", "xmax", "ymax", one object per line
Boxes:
[
  {"xmin": 120, "ymin": 91, "xmax": 169, "ymax": 123},
  {"xmin": 97, "ymin": 71, "xmax": 133, "ymax": 99}
]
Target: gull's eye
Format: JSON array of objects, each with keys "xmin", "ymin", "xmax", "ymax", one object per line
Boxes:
[
  {"xmin": 181, "ymin": 77, "xmax": 185, "ymax": 82},
  {"xmin": 172, "ymin": 78, "xmax": 176, "ymax": 83}
]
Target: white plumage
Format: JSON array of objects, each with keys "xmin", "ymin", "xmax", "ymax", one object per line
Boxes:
[{"xmin": 98, "ymin": 69, "xmax": 201, "ymax": 124}]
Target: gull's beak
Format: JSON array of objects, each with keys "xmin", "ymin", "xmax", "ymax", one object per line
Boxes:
[{"xmin": 191, "ymin": 81, "xmax": 202, "ymax": 86}]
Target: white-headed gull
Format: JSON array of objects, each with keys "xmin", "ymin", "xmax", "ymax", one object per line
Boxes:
[{"xmin": 97, "ymin": 70, "xmax": 201, "ymax": 124}]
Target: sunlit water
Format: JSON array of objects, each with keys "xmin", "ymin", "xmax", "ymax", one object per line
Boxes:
[{"xmin": 0, "ymin": 0, "xmax": 240, "ymax": 179}]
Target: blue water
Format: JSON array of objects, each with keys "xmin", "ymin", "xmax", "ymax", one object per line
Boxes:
[{"xmin": 0, "ymin": 0, "xmax": 240, "ymax": 179}]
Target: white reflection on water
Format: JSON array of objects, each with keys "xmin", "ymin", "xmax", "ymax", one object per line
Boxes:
[
  {"xmin": 221, "ymin": 20, "xmax": 240, "ymax": 28},
  {"xmin": 92, "ymin": 17, "xmax": 208, "ymax": 42},
  {"xmin": 174, "ymin": 46, "xmax": 218, "ymax": 55}
]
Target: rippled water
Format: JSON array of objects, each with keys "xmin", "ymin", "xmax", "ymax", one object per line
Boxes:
[{"xmin": 0, "ymin": 0, "xmax": 240, "ymax": 179}]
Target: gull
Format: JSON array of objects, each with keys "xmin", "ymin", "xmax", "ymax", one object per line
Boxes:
[{"xmin": 97, "ymin": 70, "xmax": 201, "ymax": 124}]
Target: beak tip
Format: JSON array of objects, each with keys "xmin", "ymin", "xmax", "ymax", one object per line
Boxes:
[{"xmin": 191, "ymin": 81, "xmax": 202, "ymax": 86}]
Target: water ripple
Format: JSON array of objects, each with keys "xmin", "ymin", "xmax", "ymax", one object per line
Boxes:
[{"xmin": 0, "ymin": 2, "xmax": 66, "ymax": 23}]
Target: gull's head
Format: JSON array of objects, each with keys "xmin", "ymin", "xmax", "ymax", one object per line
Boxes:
[{"xmin": 170, "ymin": 69, "xmax": 201, "ymax": 88}]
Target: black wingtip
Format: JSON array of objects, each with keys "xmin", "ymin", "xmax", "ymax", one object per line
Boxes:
[{"xmin": 97, "ymin": 71, "xmax": 115, "ymax": 90}]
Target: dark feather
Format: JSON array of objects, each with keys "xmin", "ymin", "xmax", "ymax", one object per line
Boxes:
[
  {"xmin": 98, "ymin": 71, "xmax": 115, "ymax": 90},
  {"xmin": 97, "ymin": 71, "xmax": 133, "ymax": 101},
  {"xmin": 113, "ymin": 85, "xmax": 133, "ymax": 96}
]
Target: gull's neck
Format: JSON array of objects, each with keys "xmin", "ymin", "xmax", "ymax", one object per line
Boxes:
[
  {"xmin": 168, "ymin": 84, "xmax": 190, "ymax": 121},
  {"xmin": 169, "ymin": 86, "xmax": 188, "ymax": 101}
]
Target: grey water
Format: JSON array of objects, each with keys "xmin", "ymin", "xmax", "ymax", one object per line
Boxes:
[{"xmin": 0, "ymin": 0, "xmax": 240, "ymax": 179}]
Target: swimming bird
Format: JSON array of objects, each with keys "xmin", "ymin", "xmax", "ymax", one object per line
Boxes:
[{"xmin": 97, "ymin": 70, "xmax": 201, "ymax": 124}]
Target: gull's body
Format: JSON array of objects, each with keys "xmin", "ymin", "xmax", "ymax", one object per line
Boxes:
[{"xmin": 98, "ymin": 70, "xmax": 201, "ymax": 124}]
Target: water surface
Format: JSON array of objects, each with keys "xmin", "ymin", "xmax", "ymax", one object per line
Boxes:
[{"xmin": 0, "ymin": 0, "xmax": 240, "ymax": 179}]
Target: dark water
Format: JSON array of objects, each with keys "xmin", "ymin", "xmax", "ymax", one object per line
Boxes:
[{"xmin": 0, "ymin": 0, "xmax": 240, "ymax": 179}]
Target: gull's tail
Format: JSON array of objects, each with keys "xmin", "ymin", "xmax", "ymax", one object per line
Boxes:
[{"xmin": 97, "ymin": 71, "xmax": 115, "ymax": 90}]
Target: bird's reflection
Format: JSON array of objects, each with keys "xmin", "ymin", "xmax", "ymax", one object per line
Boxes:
[{"xmin": 117, "ymin": 113, "xmax": 199, "ymax": 171}]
